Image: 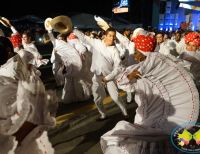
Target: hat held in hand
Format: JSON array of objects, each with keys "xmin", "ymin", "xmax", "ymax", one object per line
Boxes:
[
  {"xmin": 45, "ymin": 15, "xmax": 72, "ymax": 34},
  {"xmin": 44, "ymin": 17, "xmax": 53, "ymax": 31},
  {"xmin": 0, "ymin": 17, "xmax": 11, "ymax": 27}
]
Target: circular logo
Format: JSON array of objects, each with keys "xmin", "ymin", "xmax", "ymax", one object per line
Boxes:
[{"xmin": 171, "ymin": 122, "xmax": 200, "ymax": 153}]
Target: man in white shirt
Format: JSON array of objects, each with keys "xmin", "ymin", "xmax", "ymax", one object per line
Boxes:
[{"xmin": 73, "ymin": 27, "xmax": 128, "ymax": 120}]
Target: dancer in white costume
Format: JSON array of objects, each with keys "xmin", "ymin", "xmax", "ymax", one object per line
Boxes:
[
  {"xmin": 100, "ymin": 34, "xmax": 199, "ymax": 154},
  {"xmin": 178, "ymin": 32, "xmax": 200, "ymax": 90},
  {"xmin": 45, "ymin": 16, "xmax": 90, "ymax": 103},
  {"xmin": 0, "ymin": 36, "xmax": 57, "ymax": 154},
  {"xmin": 73, "ymin": 27, "xmax": 128, "ymax": 120}
]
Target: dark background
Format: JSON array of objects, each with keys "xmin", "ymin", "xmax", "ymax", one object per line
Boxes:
[
  {"xmin": 1, "ymin": 0, "xmax": 113, "ymax": 19},
  {"xmin": 0, "ymin": 0, "xmax": 154, "ymax": 27}
]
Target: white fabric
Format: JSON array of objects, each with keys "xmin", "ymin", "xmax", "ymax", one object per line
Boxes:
[
  {"xmin": 50, "ymin": 49, "xmax": 65, "ymax": 86},
  {"xmin": 48, "ymin": 32, "xmax": 82, "ymax": 77},
  {"xmin": 101, "ymin": 52, "xmax": 199, "ymax": 154},
  {"xmin": 74, "ymin": 29, "xmax": 127, "ymax": 115},
  {"xmin": 179, "ymin": 49, "xmax": 200, "ymax": 87},
  {"xmin": 0, "ymin": 55, "xmax": 30, "ymax": 81},
  {"xmin": 0, "ymin": 128, "xmax": 54, "ymax": 154},
  {"xmin": 115, "ymin": 31, "xmax": 137, "ymax": 67},
  {"xmin": 115, "ymin": 32, "xmax": 137, "ymax": 103},
  {"xmin": 10, "ymin": 26, "xmax": 18, "ymax": 35},
  {"xmin": 0, "ymin": 55, "xmax": 57, "ymax": 153},
  {"xmin": 94, "ymin": 16, "xmax": 110, "ymax": 31},
  {"xmin": 68, "ymin": 38, "xmax": 87, "ymax": 55},
  {"xmin": 73, "ymin": 29, "xmax": 123, "ymax": 81},
  {"xmin": 92, "ymin": 75, "xmax": 127, "ymax": 117},
  {"xmin": 0, "ymin": 77, "xmax": 30, "ymax": 135},
  {"xmin": 15, "ymin": 128, "xmax": 54, "ymax": 154},
  {"xmin": 102, "ymin": 122, "xmax": 179, "ymax": 154},
  {"xmin": 116, "ymin": 32, "xmax": 135, "ymax": 55},
  {"xmin": 22, "ymin": 43, "xmax": 49, "ymax": 67},
  {"xmin": 132, "ymin": 28, "xmax": 147, "ymax": 38},
  {"xmin": 176, "ymin": 38, "xmax": 186, "ymax": 55},
  {"xmin": 68, "ymin": 39, "xmax": 93, "ymax": 101},
  {"xmin": 48, "ymin": 31, "xmax": 92, "ymax": 103},
  {"xmin": 158, "ymin": 40, "xmax": 179, "ymax": 57}
]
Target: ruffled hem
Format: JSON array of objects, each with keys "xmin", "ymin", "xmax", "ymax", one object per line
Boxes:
[
  {"xmin": 102, "ymin": 139, "xmax": 180, "ymax": 154},
  {"xmin": 101, "ymin": 121, "xmax": 180, "ymax": 154},
  {"xmin": 15, "ymin": 127, "xmax": 54, "ymax": 154}
]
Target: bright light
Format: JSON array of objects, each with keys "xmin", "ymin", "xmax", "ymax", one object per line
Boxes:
[
  {"xmin": 169, "ymin": 27, "xmax": 173, "ymax": 31},
  {"xmin": 179, "ymin": 3, "xmax": 200, "ymax": 11},
  {"xmin": 179, "ymin": 0, "xmax": 200, "ymax": 2},
  {"xmin": 192, "ymin": 25, "xmax": 195, "ymax": 30},
  {"xmin": 112, "ymin": 7, "xmax": 129, "ymax": 13},
  {"xmin": 160, "ymin": 27, "xmax": 163, "ymax": 31},
  {"xmin": 39, "ymin": 38, "xmax": 42, "ymax": 42}
]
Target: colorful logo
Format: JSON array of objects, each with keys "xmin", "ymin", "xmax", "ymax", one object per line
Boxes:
[{"xmin": 171, "ymin": 123, "xmax": 200, "ymax": 153}]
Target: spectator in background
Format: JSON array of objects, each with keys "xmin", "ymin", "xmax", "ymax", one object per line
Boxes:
[
  {"xmin": 123, "ymin": 28, "xmax": 131, "ymax": 39},
  {"xmin": 154, "ymin": 32, "xmax": 164, "ymax": 52}
]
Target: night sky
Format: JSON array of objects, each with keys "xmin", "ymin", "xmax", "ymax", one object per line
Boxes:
[
  {"xmin": 1, "ymin": 0, "xmax": 113, "ymax": 19},
  {"xmin": 1, "ymin": 0, "xmax": 152, "ymax": 26}
]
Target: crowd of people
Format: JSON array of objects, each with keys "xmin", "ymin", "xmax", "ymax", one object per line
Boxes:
[{"xmin": 0, "ymin": 15, "xmax": 199, "ymax": 154}]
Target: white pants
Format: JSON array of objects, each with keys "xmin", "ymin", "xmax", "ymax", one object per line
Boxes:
[
  {"xmin": 92, "ymin": 75, "xmax": 127, "ymax": 117},
  {"xmin": 126, "ymin": 92, "xmax": 133, "ymax": 103}
]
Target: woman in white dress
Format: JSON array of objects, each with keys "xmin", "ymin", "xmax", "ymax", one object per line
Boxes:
[
  {"xmin": 100, "ymin": 34, "xmax": 199, "ymax": 154},
  {"xmin": 178, "ymin": 32, "xmax": 200, "ymax": 91},
  {"xmin": 0, "ymin": 36, "xmax": 58, "ymax": 154}
]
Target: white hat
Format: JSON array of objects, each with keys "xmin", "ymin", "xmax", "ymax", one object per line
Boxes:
[
  {"xmin": 49, "ymin": 15, "xmax": 72, "ymax": 34},
  {"xmin": 0, "ymin": 17, "xmax": 10, "ymax": 27},
  {"xmin": 132, "ymin": 28, "xmax": 147, "ymax": 38},
  {"xmin": 44, "ymin": 17, "xmax": 53, "ymax": 31}
]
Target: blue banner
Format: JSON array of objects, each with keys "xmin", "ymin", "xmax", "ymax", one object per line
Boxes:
[{"xmin": 119, "ymin": 0, "xmax": 129, "ymax": 7}]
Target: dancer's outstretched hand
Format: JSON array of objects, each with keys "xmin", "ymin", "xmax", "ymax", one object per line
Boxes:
[{"xmin": 94, "ymin": 15, "xmax": 110, "ymax": 31}]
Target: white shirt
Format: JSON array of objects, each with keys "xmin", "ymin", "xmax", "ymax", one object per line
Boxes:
[
  {"xmin": 48, "ymin": 31, "xmax": 82, "ymax": 76},
  {"xmin": 116, "ymin": 32, "xmax": 135, "ymax": 55},
  {"xmin": 23, "ymin": 42, "xmax": 39, "ymax": 55},
  {"xmin": 158, "ymin": 40, "xmax": 179, "ymax": 57},
  {"xmin": 73, "ymin": 29, "xmax": 123, "ymax": 81},
  {"xmin": 67, "ymin": 38, "xmax": 87, "ymax": 55}
]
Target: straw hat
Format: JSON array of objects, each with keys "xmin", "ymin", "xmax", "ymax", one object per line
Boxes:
[
  {"xmin": 45, "ymin": 15, "xmax": 72, "ymax": 34},
  {"xmin": 44, "ymin": 17, "xmax": 53, "ymax": 31},
  {"xmin": 0, "ymin": 17, "xmax": 11, "ymax": 27}
]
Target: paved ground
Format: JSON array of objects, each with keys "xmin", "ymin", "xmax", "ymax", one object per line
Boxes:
[
  {"xmin": 48, "ymin": 90, "xmax": 137, "ymax": 154},
  {"xmin": 36, "ymin": 44, "xmax": 138, "ymax": 153}
]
